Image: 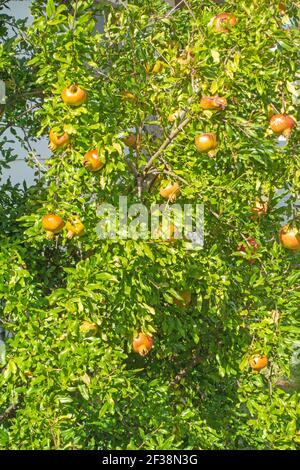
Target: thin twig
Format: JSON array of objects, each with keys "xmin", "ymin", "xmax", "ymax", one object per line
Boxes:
[
  {"xmin": 170, "ymin": 352, "xmax": 204, "ymax": 387},
  {"xmin": 20, "ymin": 127, "xmax": 47, "ymax": 173},
  {"xmin": 268, "ymin": 364, "xmax": 273, "ymax": 397},
  {"xmin": 143, "ymin": 115, "xmax": 191, "ymax": 174},
  {"xmin": 151, "ymin": 168, "xmax": 189, "ymax": 185},
  {"xmin": 224, "ymin": 46, "xmax": 238, "ymax": 66},
  {"xmin": 0, "ymin": 106, "xmax": 38, "ymax": 134},
  {"xmin": 166, "ymin": 0, "xmax": 186, "ymax": 16},
  {"xmin": 137, "ymin": 176, "xmax": 142, "ymax": 199},
  {"xmin": 124, "ymin": 156, "xmax": 138, "ymax": 176},
  {"xmin": 0, "ymin": 403, "xmax": 18, "ymax": 423},
  {"xmin": 181, "ymin": 0, "xmax": 197, "ymax": 21},
  {"xmin": 6, "ymin": 89, "xmax": 44, "ymax": 104}
]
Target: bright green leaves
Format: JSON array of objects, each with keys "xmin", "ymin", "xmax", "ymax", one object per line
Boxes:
[
  {"xmin": 1, "ymin": 0, "xmax": 300, "ymax": 451},
  {"xmin": 46, "ymin": 0, "xmax": 55, "ymax": 19},
  {"xmin": 225, "ymin": 52, "xmax": 241, "ymax": 80}
]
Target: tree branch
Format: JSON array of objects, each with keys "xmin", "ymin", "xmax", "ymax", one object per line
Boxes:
[
  {"xmin": 0, "ymin": 403, "xmax": 18, "ymax": 423},
  {"xmin": 124, "ymin": 156, "xmax": 138, "ymax": 176},
  {"xmin": 143, "ymin": 114, "xmax": 191, "ymax": 175},
  {"xmin": 170, "ymin": 351, "xmax": 204, "ymax": 387},
  {"xmin": 150, "ymin": 168, "xmax": 189, "ymax": 185}
]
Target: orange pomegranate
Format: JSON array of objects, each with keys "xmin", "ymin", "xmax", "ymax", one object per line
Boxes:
[
  {"xmin": 249, "ymin": 355, "xmax": 268, "ymax": 371},
  {"xmin": 132, "ymin": 333, "xmax": 153, "ymax": 356},
  {"xmin": 209, "ymin": 12, "xmax": 237, "ymax": 33},
  {"xmin": 42, "ymin": 214, "xmax": 65, "ymax": 234},
  {"xmin": 279, "ymin": 225, "xmax": 300, "ymax": 251},
  {"xmin": 123, "ymin": 133, "xmax": 142, "ymax": 150},
  {"xmin": 269, "ymin": 114, "xmax": 296, "ymax": 137},
  {"xmin": 159, "ymin": 182, "xmax": 180, "ymax": 202},
  {"xmin": 49, "ymin": 129, "xmax": 70, "ymax": 151},
  {"xmin": 200, "ymin": 96, "xmax": 227, "ymax": 110},
  {"xmin": 61, "ymin": 84, "xmax": 87, "ymax": 106},
  {"xmin": 195, "ymin": 133, "xmax": 217, "ymax": 155},
  {"xmin": 83, "ymin": 149, "xmax": 105, "ymax": 172}
]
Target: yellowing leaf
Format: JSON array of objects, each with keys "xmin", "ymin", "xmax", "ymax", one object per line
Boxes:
[
  {"xmin": 63, "ymin": 124, "xmax": 77, "ymax": 134},
  {"xmin": 81, "ymin": 373, "xmax": 91, "ymax": 386},
  {"xmin": 111, "ymin": 142, "xmax": 123, "ymax": 155},
  {"xmin": 225, "ymin": 53, "xmax": 240, "ymax": 79},
  {"xmin": 100, "ymin": 175, "xmax": 106, "ymax": 189},
  {"xmin": 211, "ymin": 49, "xmax": 220, "ymax": 64},
  {"xmin": 286, "ymin": 81, "xmax": 299, "ymax": 97},
  {"xmin": 210, "ymin": 80, "xmax": 218, "ymax": 94}
]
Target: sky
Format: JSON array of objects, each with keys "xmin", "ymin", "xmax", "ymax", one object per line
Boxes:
[{"xmin": 1, "ymin": 0, "xmax": 50, "ymax": 186}]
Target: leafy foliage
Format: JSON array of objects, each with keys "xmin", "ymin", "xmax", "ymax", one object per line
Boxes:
[{"xmin": 0, "ymin": 0, "xmax": 299, "ymax": 450}]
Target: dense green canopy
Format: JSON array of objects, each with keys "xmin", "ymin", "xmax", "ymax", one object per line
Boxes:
[{"xmin": 0, "ymin": 0, "xmax": 299, "ymax": 450}]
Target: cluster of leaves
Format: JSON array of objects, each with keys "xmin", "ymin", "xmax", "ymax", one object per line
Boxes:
[
  {"xmin": 0, "ymin": 0, "xmax": 45, "ymax": 238},
  {"xmin": 0, "ymin": 0, "xmax": 299, "ymax": 450}
]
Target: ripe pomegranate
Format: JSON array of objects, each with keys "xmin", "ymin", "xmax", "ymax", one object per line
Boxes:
[
  {"xmin": 42, "ymin": 214, "xmax": 65, "ymax": 234},
  {"xmin": 200, "ymin": 96, "xmax": 227, "ymax": 110},
  {"xmin": 132, "ymin": 333, "xmax": 153, "ymax": 356},
  {"xmin": 279, "ymin": 225, "xmax": 300, "ymax": 251},
  {"xmin": 49, "ymin": 129, "xmax": 70, "ymax": 151},
  {"xmin": 195, "ymin": 133, "xmax": 217, "ymax": 156},
  {"xmin": 209, "ymin": 12, "xmax": 237, "ymax": 33},
  {"xmin": 123, "ymin": 133, "xmax": 142, "ymax": 150},
  {"xmin": 159, "ymin": 182, "xmax": 180, "ymax": 202},
  {"xmin": 269, "ymin": 114, "xmax": 296, "ymax": 137},
  {"xmin": 83, "ymin": 149, "xmax": 105, "ymax": 172},
  {"xmin": 249, "ymin": 355, "xmax": 268, "ymax": 371},
  {"xmin": 61, "ymin": 84, "xmax": 87, "ymax": 106}
]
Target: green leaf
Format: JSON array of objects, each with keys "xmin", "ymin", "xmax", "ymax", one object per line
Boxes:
[
  {"xmin": 46, "ymin": 0, "xmax": 55, "ymax": 18},
  {"xmin": 78, "ymin": 384, "xmax": 89, "ymax": 400},
  {"xmin": 95, "ymin": 273, "xmax": 118, "ymax": 283},
  {"xmin": 281, "ymin": 326, "xmax": 300, "ymax": 334}
]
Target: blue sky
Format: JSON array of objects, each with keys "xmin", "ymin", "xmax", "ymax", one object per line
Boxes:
[{"xmin": 1, "ymin": 1, "xmax": 50, "ymax": 186}]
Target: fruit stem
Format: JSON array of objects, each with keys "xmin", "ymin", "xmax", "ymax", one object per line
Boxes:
[
  {"xmin": 46, "ymin": 231, "xmax": 55, "ymax": 240},
  {"xmin": 282, "ymin": 128, "xmax": 292, "ymax": 139},
  {"xmin": 208, "ymin": 150, "xmax": 217, "ymax": 158},
  {"xmin": 67, "ymin": 230, "xmax": 75, "ymax": 239}
]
